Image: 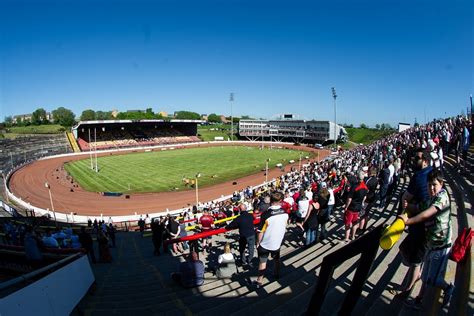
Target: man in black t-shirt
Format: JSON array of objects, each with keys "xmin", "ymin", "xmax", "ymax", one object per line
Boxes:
[
  {"xmin": 226, "ymin": 204, "xmax": 256, "ymax": 266},
  {"xmin": 359, "ymin": 167, "xmax": 379, "ymax": 232},
  {"xmin": 343, "ymin": 171, "xmax": 368, "ymax": 242}
]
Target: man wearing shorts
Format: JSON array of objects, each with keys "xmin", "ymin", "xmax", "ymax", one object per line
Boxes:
[
  {"xmin": 199, "ymin": 209, "xmax": 214, "ymax": 252},
  {"xmin": 343, "ymin": 171, "xmax": 368, "ymax": 242},
  {"xmin": 400, "ymin": 169, "xmax": 453, "ymax": 309},
  {"xmin": 254, "ymin": 191, "xmax": 288, "ymax": 288}
]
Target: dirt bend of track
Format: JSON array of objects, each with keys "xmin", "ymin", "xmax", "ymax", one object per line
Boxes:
[{"xmin": 9, "ymin": 143, "xmax": 330, "ymax": 216}]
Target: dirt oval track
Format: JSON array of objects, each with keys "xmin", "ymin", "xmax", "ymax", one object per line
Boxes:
[{"xmin": 9, "ymin": 143, "xmax": 329, "ymax": 216}]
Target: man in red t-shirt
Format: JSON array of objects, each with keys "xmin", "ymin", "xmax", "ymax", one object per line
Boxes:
[{"xmin": 199, "ymin": 210, "xmax": 214, "ymax": 251}]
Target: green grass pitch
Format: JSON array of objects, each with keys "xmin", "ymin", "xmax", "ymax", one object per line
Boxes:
[{"xmin": 64, "ymin": 146, "xmax": 308, "ymax": 193}]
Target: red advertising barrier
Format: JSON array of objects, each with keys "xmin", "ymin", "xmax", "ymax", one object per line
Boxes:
[{"xmin": 163, "ymin": 218, "xmax": 261, "ymax": 246}]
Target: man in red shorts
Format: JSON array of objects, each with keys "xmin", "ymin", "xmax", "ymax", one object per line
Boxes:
[
  {"xmin": 199, "ymin": 209, "xmax": 214, "ymax": 252},
  {"xmin": 343, "ymin": 171, "xmax": 368, "ymax": 242}
]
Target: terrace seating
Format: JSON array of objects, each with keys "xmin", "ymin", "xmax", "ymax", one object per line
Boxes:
[
  {"xmin": 77, "ymin": 134, "xmax": 199, "ymax": 151},
  {"xmin": 71, "ymin": 172, "xmax": 472, "ymax": 315},
  {"xmin": 0, "ymin": 134, "xmax": 71, "ymax": 173}
]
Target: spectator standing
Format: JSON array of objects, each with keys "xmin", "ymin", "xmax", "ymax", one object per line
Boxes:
[
  {"xmin": 315, "ymin": 184, "xmax": 330, "ymax": 241},
  {"xmin": 168, "ymin": 216, "xmax": 183, "ymax": 253},
  {"xmin": 254, "ymin": 192, "xmax": 288, "ymax": 288},
  {"xmin": 145, "ymin": 214, "xmax": 151, "ymax": 230},
  {"xmin": 151, "ymin": 217, "xmax": 165, "ymax": 256},
  {"xmin": 303, "ymin": 195, "xmax": 320, "ymax": 246},
  {"xmin": 199, "ymin": 210, "xmax": 214, "ymax": 252},
  {"xmin": 225, "ymin": 203, "xmax": 256, "ymax": 267},
  {"xmin": 461, "ymin": 124, "xmax": 470, "ymax": 173},
  {"xmin": 138, "ymin": 217, "xmax": 145, "ymax": 233},
  {"xmin": 343, "ymin": 171, "xmax": 368, "ymax": 242},
  {"xmin": 394, "ymin": 151, "xmax": 432, "ymax": 298},
  {"xmin": 401, "ymin": 169, "xmax": 454, "ymax": 309},
  {"xmin": 378, "ymin": 161, "xmax": 390, "ymax": 209},
  {"xmin": 359, "ymin": 167, "xmax": 379, "ymax": 232},
  {"xmin": 79, "ymin": 226, "xmax": 96, "ymax": 264},
  {"xmin": 107, "ymin": 224, "xmax": 116, "ymax": 248},
  {"xmin": 97, "ymin": 230, "xmax": 112, "ymax": 263},
  {"xmin": 258, "ymin": 195, "xmax": 271, "ymax": 214}
]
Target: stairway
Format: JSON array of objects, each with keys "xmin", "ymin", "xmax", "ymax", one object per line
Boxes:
[
  {"xmin": 67, "ymin": 131, "xmax": 81, "ymax": 152},
  {"xmin": 72, "ymin": 173, "xmax": 473, "ymax": 315}
]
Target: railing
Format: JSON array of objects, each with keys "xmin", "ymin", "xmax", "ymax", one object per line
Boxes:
[
  {"xmin": 163, "ymin": 216, "xmax": 261, "ymax": 246},
  {"xmin": 5, "ymin": 141, "xmax": 281, "ymax": 224},
  {"xmin": 66, "ymin": 131, "xmax": 81, "ymax": 152},
  {"xmin": 306, "ymin": 225, "xmax": 384, "ymax": 315}
]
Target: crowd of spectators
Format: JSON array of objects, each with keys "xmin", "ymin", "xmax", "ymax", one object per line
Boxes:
[{"xmin": 160, "ymin": 115, "xmax": 471, "ymax": 310}]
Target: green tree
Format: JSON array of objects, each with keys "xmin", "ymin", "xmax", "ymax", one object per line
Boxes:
[
  {"xmin": 360, "ymin": 123, "xmax": 368, "ymax": 129},
  {"xmin": 52, "ymin": 107, "xmax": 75, "ymax": 127},
  {"xmin": 174, "ymin": 111, "xmax": 201, "ymax": 120},
  {"xmin": 145, "ymin": 108, "xmax": 155, "ymax": 119},
  {"xmin": 208, "ymin": 113, "xmax": 221, "ymax": 123},
  {"xmin": 96, "ymin": 111, "xmax": 112, "ymax": 120},
  {"xmin": 80, "ymin": 109, "xmax": 96, "ymax": 121},
  {"xmin": 4, "ymin": 116, "xmax": 13, "ymax": 127},
  {"xmin": 241, "ymin": 115, "xmax": 254, "ymax": 120},
  {"xmin": 375, "ymin": 124, "xmax": 380, "ymax": 130},
  {"xmin": 31, "ymin": 108, "xmax": 47, "ymax": 125}
]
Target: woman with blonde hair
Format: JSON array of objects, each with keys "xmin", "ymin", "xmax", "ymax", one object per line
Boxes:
[{"xmin": 216, "ymin": 242, "xmax": 237, "ymax": 279}]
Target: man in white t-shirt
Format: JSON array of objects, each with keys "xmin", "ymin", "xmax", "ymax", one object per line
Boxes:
[{"xmin": 254, "ymin": 192, "xmax": 288, "ymax": 288}]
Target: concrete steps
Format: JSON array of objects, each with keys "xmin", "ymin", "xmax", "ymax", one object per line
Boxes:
[{"xmin": 73, "ymin": 171, "xmax": 472, "ymax": 315}]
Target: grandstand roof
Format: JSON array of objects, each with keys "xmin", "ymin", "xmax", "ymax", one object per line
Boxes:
[{"xmin": 73, "ymin": 119, "xmax": 204, "ymax": 128}]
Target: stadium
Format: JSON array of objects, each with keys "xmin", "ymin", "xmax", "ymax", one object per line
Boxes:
[
  {"xmin": 1, "ymin": 2, "xmax": 473, "ymax": 315},
  {"xmin": 1, "ymin": 113, "xmax": 472, "ymax": 315}
]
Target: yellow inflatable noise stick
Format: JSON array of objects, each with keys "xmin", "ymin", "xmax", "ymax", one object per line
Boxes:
[{"xmin": 379, "ymin": 214, "xmax": 406, "ymax": 250}]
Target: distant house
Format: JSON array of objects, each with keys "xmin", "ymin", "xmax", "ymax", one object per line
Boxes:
[
  {"xmin": 219, "ymin": 115, "xmax": 228, "ymax": 123},
  {"xmin": 111, "ymin": 109, "xmax": 119, "ymax": 118},
  {"xmin": 12, "ymin": 112, "xmax": 53, "ymax": 124},
  {"xmin": 201, "ymin": 114, "xmax": 208, "ymax": 121},
  {"xmin": 158, "ymin": 111, "xmax": 168, "ymax": 118}
]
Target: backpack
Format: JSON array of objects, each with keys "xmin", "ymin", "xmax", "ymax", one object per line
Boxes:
[{"xmin": 450, "ymin": 227, "xmax": 473, "ymax": 262}]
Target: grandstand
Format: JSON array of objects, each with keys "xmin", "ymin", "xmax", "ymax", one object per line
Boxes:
[
  {"xmin": 0, "ymin": 134, "xmax": 71, "ymax": 174},
  {"xmin": 72, "ymin": 119, "xmax": 202, "ymax": 151},
  {"xmin": 239, "ymin": 115, "xmax": 348, "ymax": 145}
]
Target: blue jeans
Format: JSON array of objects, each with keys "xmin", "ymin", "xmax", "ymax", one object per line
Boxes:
[
  {"xmin": 239, "ymin": 235, "xmax": 255, "ymax": 264},
  {"xmin": 327, "ymin": 205, "xmax": 334, "ymax": 218},
  {"xmin": 306, "ymin": 228, "xmax": 317, "ymax": 246}
]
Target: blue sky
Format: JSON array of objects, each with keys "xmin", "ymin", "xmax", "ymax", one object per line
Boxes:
[{"xmin": 0, "ymin": 0, "xmax": 472, "ymax": 127}]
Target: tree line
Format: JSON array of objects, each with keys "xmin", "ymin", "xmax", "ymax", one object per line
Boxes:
[
  {"xmin": 343, "ymin": 123, "xmax": 396, "ymax": 130},
  {"xmin": 4, "ymin": 107, "xmax": 253, "ymax": 128}
]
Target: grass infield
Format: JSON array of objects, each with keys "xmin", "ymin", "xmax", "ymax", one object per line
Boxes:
[{"xmin": 64, "ymin": 146, "xmax": 308, "ymax": 193}]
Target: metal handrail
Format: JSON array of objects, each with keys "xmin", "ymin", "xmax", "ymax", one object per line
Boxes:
[{"xmin": 0, "ymin": 252, "xmax": 82, "ymax": 292}]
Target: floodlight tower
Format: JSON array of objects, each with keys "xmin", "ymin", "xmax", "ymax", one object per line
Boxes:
[
  {"xmin": 332, "ymin": 87, "xmax": 338, "ymax": 150},
  {"xmin": 230, "ymin": 92, "xmax": 234, "ymax": 141}
]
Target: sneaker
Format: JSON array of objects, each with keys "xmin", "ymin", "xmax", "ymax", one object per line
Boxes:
[
  {"xmin": 442, "ymin": 283, "xmax": 454, "ymax": 307},
  {"xmin": 404, "ymin": 296, "xmax": 422, "ymax": 310},
  {"xmin": 252, "ymin": 280, "xmax": 263, "ymax": 289}
]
